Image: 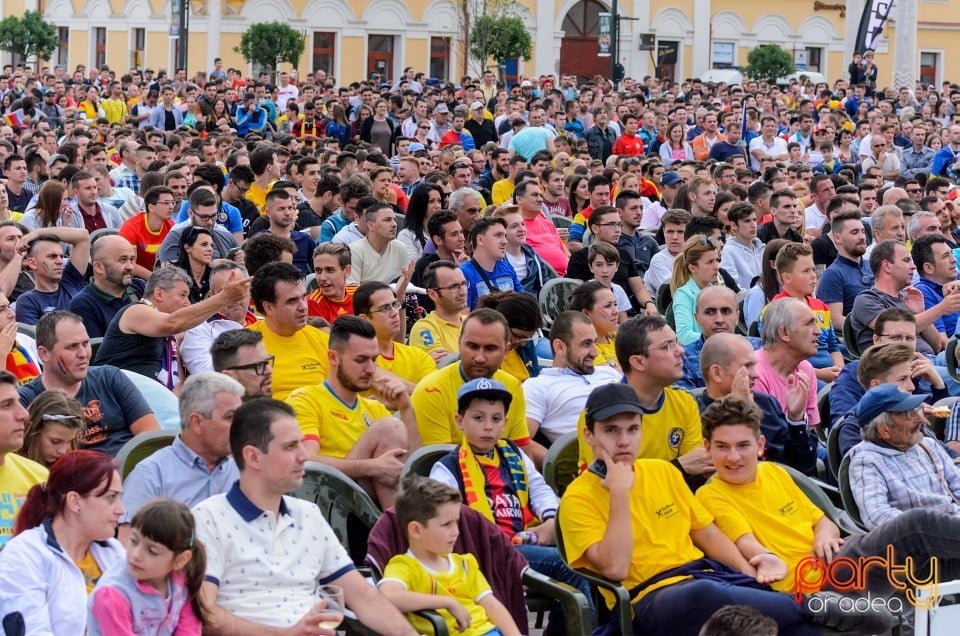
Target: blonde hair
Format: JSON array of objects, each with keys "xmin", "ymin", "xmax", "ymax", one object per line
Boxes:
[{"xmin": 671, "ymin": 235, "xmax": 720, "ymax": 293}]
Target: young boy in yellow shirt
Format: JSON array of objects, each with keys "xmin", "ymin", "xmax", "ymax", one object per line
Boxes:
[{"xmin": 378, "ymin": 476, "xmax": 521, "ymax": 636}]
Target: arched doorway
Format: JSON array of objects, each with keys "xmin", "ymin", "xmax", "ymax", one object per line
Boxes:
[{"xmin": 560, "ymin": 0, "xmax": 610, "ymax": 82}]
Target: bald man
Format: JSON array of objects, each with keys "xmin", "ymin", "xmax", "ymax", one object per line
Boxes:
[
  {"xmin": 68, "ymin": 235, "xmax": 145, "ymax": 338},
  {"xmin": 882, "ymin": 187, "xmax": 909, "ymax": 206},
  {"xmin": 697, "ymin": 332, "xmax": 819, "ymax": 475}
]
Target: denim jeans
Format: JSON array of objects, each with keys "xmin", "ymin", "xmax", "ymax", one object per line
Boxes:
[{"xmin": 633, "ymin": 579, "xmax": 819, "ymax": 635}]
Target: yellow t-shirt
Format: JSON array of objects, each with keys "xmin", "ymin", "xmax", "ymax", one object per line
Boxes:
[
  {"xmin": 247, "ymin": 322, "xmax": 330, "ymax": 401},
  {"xmin": 101, "ymin": 98, "xmax": 129, "ymax": 125},
  {"xmin": 245, "ymin": 180, "xmax": 272, "ymax": 215},
  {"xmin": 594, "ymin": 340, "xmax": 619, "ymax": 370},
  {"xmin": 377, "ymin": 341, "xmax": 437, "ymax": 386},
  {"xmin": 696, "ymin": 462, "xmax": 824, "ymax": 593},
  {"xmin": 408, "ymin": 312, "xmax": 463, "ymax": 356},
  {"xmin": 380, "ymin": 552, "xmax": 496, "ymax": 636},
  {"xmin": 491, "ymin": 179, "xmax": 515, "ymax": 206},
  {"xmin": 287, "ymin": 381, "xmax": 392, "ymax": 459},
  {"xmin": 0, "ymin": 453, "xmax": 48, "ymax": 548},
  {"xmin": 560, "ymin": 459, "xmax": 714, "ymax": 606},
  {"xmin": 500, "ymin": 349, "xmax": 530, "ymax": 382},
  {"xmin": 577, "ymin": 386, "xmax": 703, "ymax": 468},
  {"xmin": 410, "ymin": 363, "xmax": 530, "ymax": 446},
  {"xmin": 76, "ymin": 549, "xmax": 104, "ymax": 594}
]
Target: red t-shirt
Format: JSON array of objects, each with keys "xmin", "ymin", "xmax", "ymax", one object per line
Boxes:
[
  {"xmin": 307, "ymin": 285, "xmax": 357, "ymax": 323},
  {"xmin": 612, "ymin": 132, "xmax": 645, "ymax": 157},
  {"xmin": 523, "ymin": 214, "xmax": 568, "ymax": 275},
  {"xmin": 118, "ymin": 213, "xmax": 174, "ymax": 271}
]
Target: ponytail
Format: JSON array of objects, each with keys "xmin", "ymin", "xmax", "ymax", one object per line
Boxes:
[
  {"xmin": 13, "ymin": 482, "xmax": 55, "ymax": 535},
  {"xmin": 183, "ymin": 539, "xmax": 208, "ymax": 625}
]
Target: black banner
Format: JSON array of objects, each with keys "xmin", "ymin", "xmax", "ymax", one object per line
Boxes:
[{"xmin": 855, "ymin": 0, "xmax": 894, "ymax": 53}]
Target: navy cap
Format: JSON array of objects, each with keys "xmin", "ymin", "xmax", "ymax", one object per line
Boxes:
[
  {"xmin": 661, "ymin": 171, "xmax": 683, "ymax": 187},
  {"xmin": 856, "ymin": 384, "xmax": 929, "ymax": 428},
  {"xmin": 585, "ymin": 384, "xmax": 644, "ymax": 423},
  {"xmin": 457, "ymin": 377, "xmax": 512, "ymax": 412}
]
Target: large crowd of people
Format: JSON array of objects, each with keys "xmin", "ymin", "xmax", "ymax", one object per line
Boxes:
[{"xmin": 2, "ymin": 55, "xmax": 960, "ymax": 634}]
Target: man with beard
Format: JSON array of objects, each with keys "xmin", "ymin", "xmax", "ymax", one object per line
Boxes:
[
  {"xmin": 816, "ymin": 208, "xmax": 872, "ymax": 330},
  {"xmin": 522, "ymin": 311, "xmax": 621, "ymax": 445},
  {"xmin": 68, "ymin": 235, "xmax": 144, "ymax": 338},
  {"xmin": 14, "ymin": 228, "xmax": 91, "ymax": 326},
  {"xmin": 286, "ymin": 316, "xmax": 418, "ymax": 507},
  {"xmin": 211, "ymin": 329, "xmax": 274, "ymax": 400}
]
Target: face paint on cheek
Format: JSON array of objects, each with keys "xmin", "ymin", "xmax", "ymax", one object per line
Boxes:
[{"xmin": 56, "ymin": 354, "xmax": 69, "ymax": 374}]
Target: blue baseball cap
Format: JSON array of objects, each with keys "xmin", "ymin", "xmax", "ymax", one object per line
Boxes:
[
  {"xmin": 856, "ymin": 384, "xmax": 929, "ymax": 428},
  {"xmin": 660, "ymin": 171, "xmax": 683, "ymax": 187},
  {"xmin": 457, "ymin": 377, "xmax": 512, "ymax": 412}
]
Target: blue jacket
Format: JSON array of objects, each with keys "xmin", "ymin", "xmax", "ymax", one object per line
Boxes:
[{"xmin": 236, "ymin": 103, "xmax": 268, "ymax": 136}]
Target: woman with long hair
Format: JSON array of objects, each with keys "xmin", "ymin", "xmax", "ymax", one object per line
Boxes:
[
  {"xmin": 174, "ymin": 227, "xmax": 214, "ymax": 304},
  {"xmin": 398, "ymin": 183, "xmax": 444, "ymax": 262},
  {"xmin": 0, "ymin": 450, "xmax": 125, "ymax": 634},
  {"xmin": 350, "ymin": 103, "xmax": 372, "ymax": 143},
  {"xmin": 20, "ymin": 389, "xmax": 83, "ymax": 468},
  {"xmin": 659, "ymin": 121, "xmax": 694, "ymax": 165},
  {"xmin": 325, "ymin": 101, "xmax": 350, "ymax": 148},
  {"xmin": 712, "ymin": 190, "xmax": 738, "ymax": 230},
  {"xmin": 566, "ymin": 280, "xmax": 621, "ymax": 371},
  {"xmin": 671, "ymin": 235, "xmax": 723, "ymax": 346},
  {"xmin": 412, "ymin": 117, "xmax": 434, "ymax": 150},
  {"xmin": 210, "ymin": 97, "xmax": 234, "ymax": 132},
  {"xmin": 22, "ymin": 180, "xmax": 83, "ymax": 230},
  {"xmin": 742, "ymin": 238, "xmax": 789, "ymax": 328},
  {"xmin": 565, "ymin": 174, "xmax": 589, "ymax": 216},
  {"xmin": 360, "ymin": 99, "xmax": 395, "ymax": 155}
]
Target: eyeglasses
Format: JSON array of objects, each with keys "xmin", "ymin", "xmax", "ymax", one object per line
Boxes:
[
  {"xmin": 907, "ymin": 188, "xmax": 922, "ymax": 194},
  {"xmin": 155, "ymin": 199, "xmax": 176, "ymax": 206},
  {"xmin": 649, "ymin": 339, "xmax": 681, "ymax": 353},
  {"xmin": 596, "ymin": 221, "xmax": 623, "ymax": 229},
  {"xmin": 369, "ymin": 300, "xmax": 403, "ymax": 315},
  {"xmin": 418, "ymin": 125, "xmax": 430, "ymax": 130},
  {"xmin": 432, "ymin": 281, "xmax": 470, "ymax": 293},
  {"xmin": 876, "ymin": 333, "xmax": 917, "ymax": 343},
  {"xmin": 192, "ymin": 211, "xmax": 217, "ymax": 221},
  {"xmin": 224, "ymin": 355, "xmax": 275, "ymax": 375},
  {"xmin": 509, "ymin": 329, "xmax": 535, "ymax": 345}
]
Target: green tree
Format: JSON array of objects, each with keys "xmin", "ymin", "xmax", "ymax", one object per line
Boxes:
[
  {"xmin": 466, "ymin": 0, "xmax": 532, "ymax": 77},
  {"xmin": 742, "ymin": 44, "xmax": 796, "ymax": 81},
  {"xmin": 0, "ymin": 11, "xmax": 59, "ymax": 63},
  {"xmin": 235, "ymin": 22, "xmax": 305, "ymax": 80}
]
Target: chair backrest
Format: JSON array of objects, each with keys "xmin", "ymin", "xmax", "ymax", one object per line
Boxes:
[
  {"xmin": 776, "ymin": 462, "xmax": 863, "ymax": 536},
  {"xmin": 551, "ymin": 215, "xmax": 572, "ymax": 229},
  {"xmin": 120, "ymin": 370, "xmax": 180, "ymax": 430},
  {"xmin": 401, "ymin": 444, "xmax": 456, "ymax": 478},
  {"xmin": 837, "ymin": 454, "xmax": 864, "ymax": 528},
  {"xmin": 664, "ymin": 302, "xmax": 676, "ymax": 330},
  {"xmin": 655, "ymin": 284, "xmax": 672, "ymax": 314},
  {"xmin": 290, "ymin": 461, "xmax": 382, "ymax": 566},
  {"xmin": 843, "ymin": 318, "xmax": 860, "ymax": 359},
  {"xmin": 305, "ymin": 273, "xmax": 319, "ymax": 293},
  {"xmin": 90, "ymin": 227, "xmax": 119, "ymax": 246},
  {"xmin": 538, "ymin": 277, "xmax": 581, "ymax": 327},
  {"xmin": 748, "ymin": 320, "xmax": 760, "ymax": 338},
  {"xmin": 827, "ymin": 422, "xmax": 843, "ymax": 481},
  {"xmin": 437, "ymin": 352, "xmax": 460, "ymax": 368},
  {"xmin": 395, "ymin": 212, "xmax": 406, "ymax": 232},
  {"xmin": 16, "ymin": 322, "xmax": 36, "ymax": 340},
  {"xmin": 116, "ymin": 430, "xmax": 177, "ymax": 481},
  {"xmin": 930, "ymin": 396, "xmax": 960, "ymax": 440},
  {"xmin": 816, "ymin": 382, "xmax": 832, "ymax": 444},
  {"xmin": 947, "ymin": 337, "xmax": 959, "ymax": 382},
  {"xmin": 541, "ymin": 432, "xmax": 579, "ymax": 497}
]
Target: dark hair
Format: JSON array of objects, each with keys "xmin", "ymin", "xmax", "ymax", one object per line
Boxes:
[
  {"xmin": 476, "ymin": 291, "xmax": 542, "ymax": 332},
  {"xmin": 175, "ymin": 226, "xmax": 213, "ymax": 272},
  {"xmin": 405, "ymin": 184, "xmax": 445, "ymax": 248},
  {"xmin": 249, "ymin": 146, "xmax": 276, "ymax": 177},
  {"xmin": 193, "ymin": 163, "xmax": 225, "ymax": 191},
  {"xmin": 250, "ymin": 262, "xmax": 304, "ymax": 313},
  {"xmin": 188, "ymin": 187, "xmax": 217, "ymax": 210},
  {"xmin": 468, "ymin": 216, "xmax": 506, "ymax": 250},
  {"xmin": 423, "ymin": 260, "xmax": 458, "ymax": 290},
  {"xmin": 874, "ymin": 306, "xmax": 916, "ymax": 334},
  {"xmin": 395, "ymin": 475, "xmax": 462, "ymax": 538},
  {"xmin": 614, "ymin": 314, "xmax": 670, "ymax": 371},
  {"xmin": 229, "ymin": 398, "xmax": 294, "ymax": 470},
  {"xmin": 243, "ymin": 233, "xmax": 297, "ymax": 277},
  {"xmin": 857, "ymin": 343, "xmax": 915, "ymax": 387},
  {"xmin": 35, "ymin": 310, "xmax": 84, "ymax": 351},
  {"xmin": 461, "ymin": 308, "xmax": 510, "ymax": 343},
  {"xmin": 353, "ymin": 281, "xmax": 393, "ymax": 316},
  {"xmin": 14, "ymin": 450, "xmax": 116, "ymax": 535},
  {"xmin": 211, "ymin": 328, "xmax": 264, "ymax": 371},
  {"xmin": 614, "ymin": 188, "xmax": 642, "ymax": 210},
  {"xmin": 329, "ymin": 315, "xmax": 376, "ymax": 352},
  {"xmin": 868, "ymin": 239, "xmax": 903, "ymax": 277},
  {"xmin": 699, "ymin": 605, "xmax": 778, "ymax": 636},
  {"xmin": 726, "ymin": 201, "xmax": 756, "ymax": 225},
  {"xmin": 130, "ymin": 499, "xmax": 208, "ymax": 623},
  {"xmin": 911, "ymin": 233, "xmax": 949, "ymax": 275},
  {"xmin": 144, "ymin": 185, "xmax": 174, "ymax": 209},
  {"xmin": 566, "ymin": 280, "xmax": 609, "ymax": 313},
  {"xmin": 586, "ymin": 205, "xmax": 619, "ymax": 231},
  {"xmin": 700, "ymin": 395, "xmax": 762, "ymax": 440}
]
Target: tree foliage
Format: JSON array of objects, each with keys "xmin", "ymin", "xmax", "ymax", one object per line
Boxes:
[
  {"xmin": 743, "ymin": 44, "xmax": 796, "ymax": 81},
  {"xmin": 0, "ymin": 11, "xmax": 59, "ymax": 62},
  {"xmin": 235, "ymin": 22, "xmax": 305, "ymax": 77},
  {"xmin": 467, "ymin": 0, "xmax": 532, "ymax": 75}
]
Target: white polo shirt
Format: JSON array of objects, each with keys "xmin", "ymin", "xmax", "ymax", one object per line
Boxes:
[
  {"xmin": 193, "ymin": 482, "xmax": 354, "ymax": 627},
  {"xmin": 522, "ymin": 366, "xmax": 623, "ymax": 442}
]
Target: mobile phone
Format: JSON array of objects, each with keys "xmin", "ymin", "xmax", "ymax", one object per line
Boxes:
[{"xmin": 588, "ymin": 459, "xmax": 607, "ymax": 479}]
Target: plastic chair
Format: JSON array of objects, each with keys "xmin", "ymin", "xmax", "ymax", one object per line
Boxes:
[
  {"xmin": 538, "ymin": 278, "xmax": 581, "ymax": 328},
  {"xmin": 827, "ymin": 423, "xmax": 843, "ymax": 481},
  {"xmin": 541, "ymin": 432, "xmax": 579, "ymax": 497},
  {"xmin": 436, "ymin": 353, "xmax": 460, "ymax": 368},
  {"xmin": 89, "ymin": 227, "xmax": 119, "ymax": 245},
  {"xmin": 395, "ymin": 212, "xmax": 406, "ymax": 232},
  {"xmin": 305, "ymin": 272, "xmax": 319, "ymax": 293},
  {"xmin": 555, "ymin": 502, "xmax": 633, "ymax": 636},
  {"xmin": 289, "ymin": 461, "xmax": 382, "ymax": 566},
  {"xmin": 551, "ymin": 215, "xmax": 572, "ymax": 229},
  {"xmin": 115, "ymin": 430, "xmax": 176, "ymax": 481},
  {"xmin": 655, "ymin": 284, "xmax": 672, "ymax": 314},
  {"xmin": 88, "ymin": 337, "xmax": 103, "ymax": 361},
  {"xmin": 816, "ymin": 382, "xmax": 833, "ymax": 443},
  {"xmin": 843, "ymin": 319, "xmax": 860, "ymax": 359},
  {"xmin": 775, "ymin": 462, "xmax": 863, "ymax": 537},
  {"xmin": 401, "ymin": 444, "xmax": 456, "ymax": 478},
  {"xmin": 837, "ymin": 454, "xmax": 865, "ymax": 529},
  {"xmin": 748, "ymin": 320, "xmax": 760, "ymax": 337},
  {"xmin": 120, "ymin": 370, "xmax": 180, "ymax": 430},
  {"xmin": 15, "ymin": 322, "xmax": 35, "ymax": 340},
  {"xmin": 947, "ymin": 337, "xmax": 959, "ymax": 381},
  {"xmin": 930, "ymin": 396, "xmax": 960, "ymax": 440},
  {"xmin": 664, "ymin": 302, "xmax": 676, "ymax": 330}
]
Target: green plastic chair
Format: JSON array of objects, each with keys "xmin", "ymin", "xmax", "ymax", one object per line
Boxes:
[
  {"xmin": 827, "ymin": 423, "xmax": 843, "ymax": 481},
  {"xmin": 836, "ymin": 455, "xmax": 865, "ymax": 529},
  {"xmin": 842, "ymin": 319, "xmax": 860, "ymax": 359},
  {"xmin": 947, "ymin": 337, "xmax": 959, "ymax": 381},
  {"xmin": 775, "ymin": 462, "xmax": 863, "ymax": 537},
  {"xmin": 655, "ymin": 284, "xmax": 672, "ymax": 314},
  {"xmin": 551, "ymin": 215, "xmax": 573, "ymax": 229},
  {"xmin": 542, "ymin": 432, "xmax": 580, "ymax": 497},
  {"xmin": 556, "ymin": 502, "xmax": 633, "ymax": 635},
  {"xmin": 816, "ymin": 382, "xmax": 833, "ymax": 443},
  {"xmin": 116, "ymin": 430, "xmax": 177, "ymax": 482},
  {"xmin": 401, "ymin": 444, "xmax": 456, "ymax": 478},
  {"xmin": 289, "ymin": 461, "xmax": 382, "ymax": 566},
  {"xmin": 664, "ymin": 303, "xmax": 676, "ymax": 330}
]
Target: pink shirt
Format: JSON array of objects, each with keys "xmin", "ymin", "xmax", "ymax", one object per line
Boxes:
[
  {"xmin": 523, "ymin": 213, "xmax": 568, "ymax": 275},
  {"xmin": 753, "ymin": 349, "xmax": 820, "ymax": 427}
]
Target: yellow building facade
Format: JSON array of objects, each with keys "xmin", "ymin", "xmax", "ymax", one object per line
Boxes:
[{"xmin": 24, "ymin": 0, "xmax": 958, "ymax": 88}]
